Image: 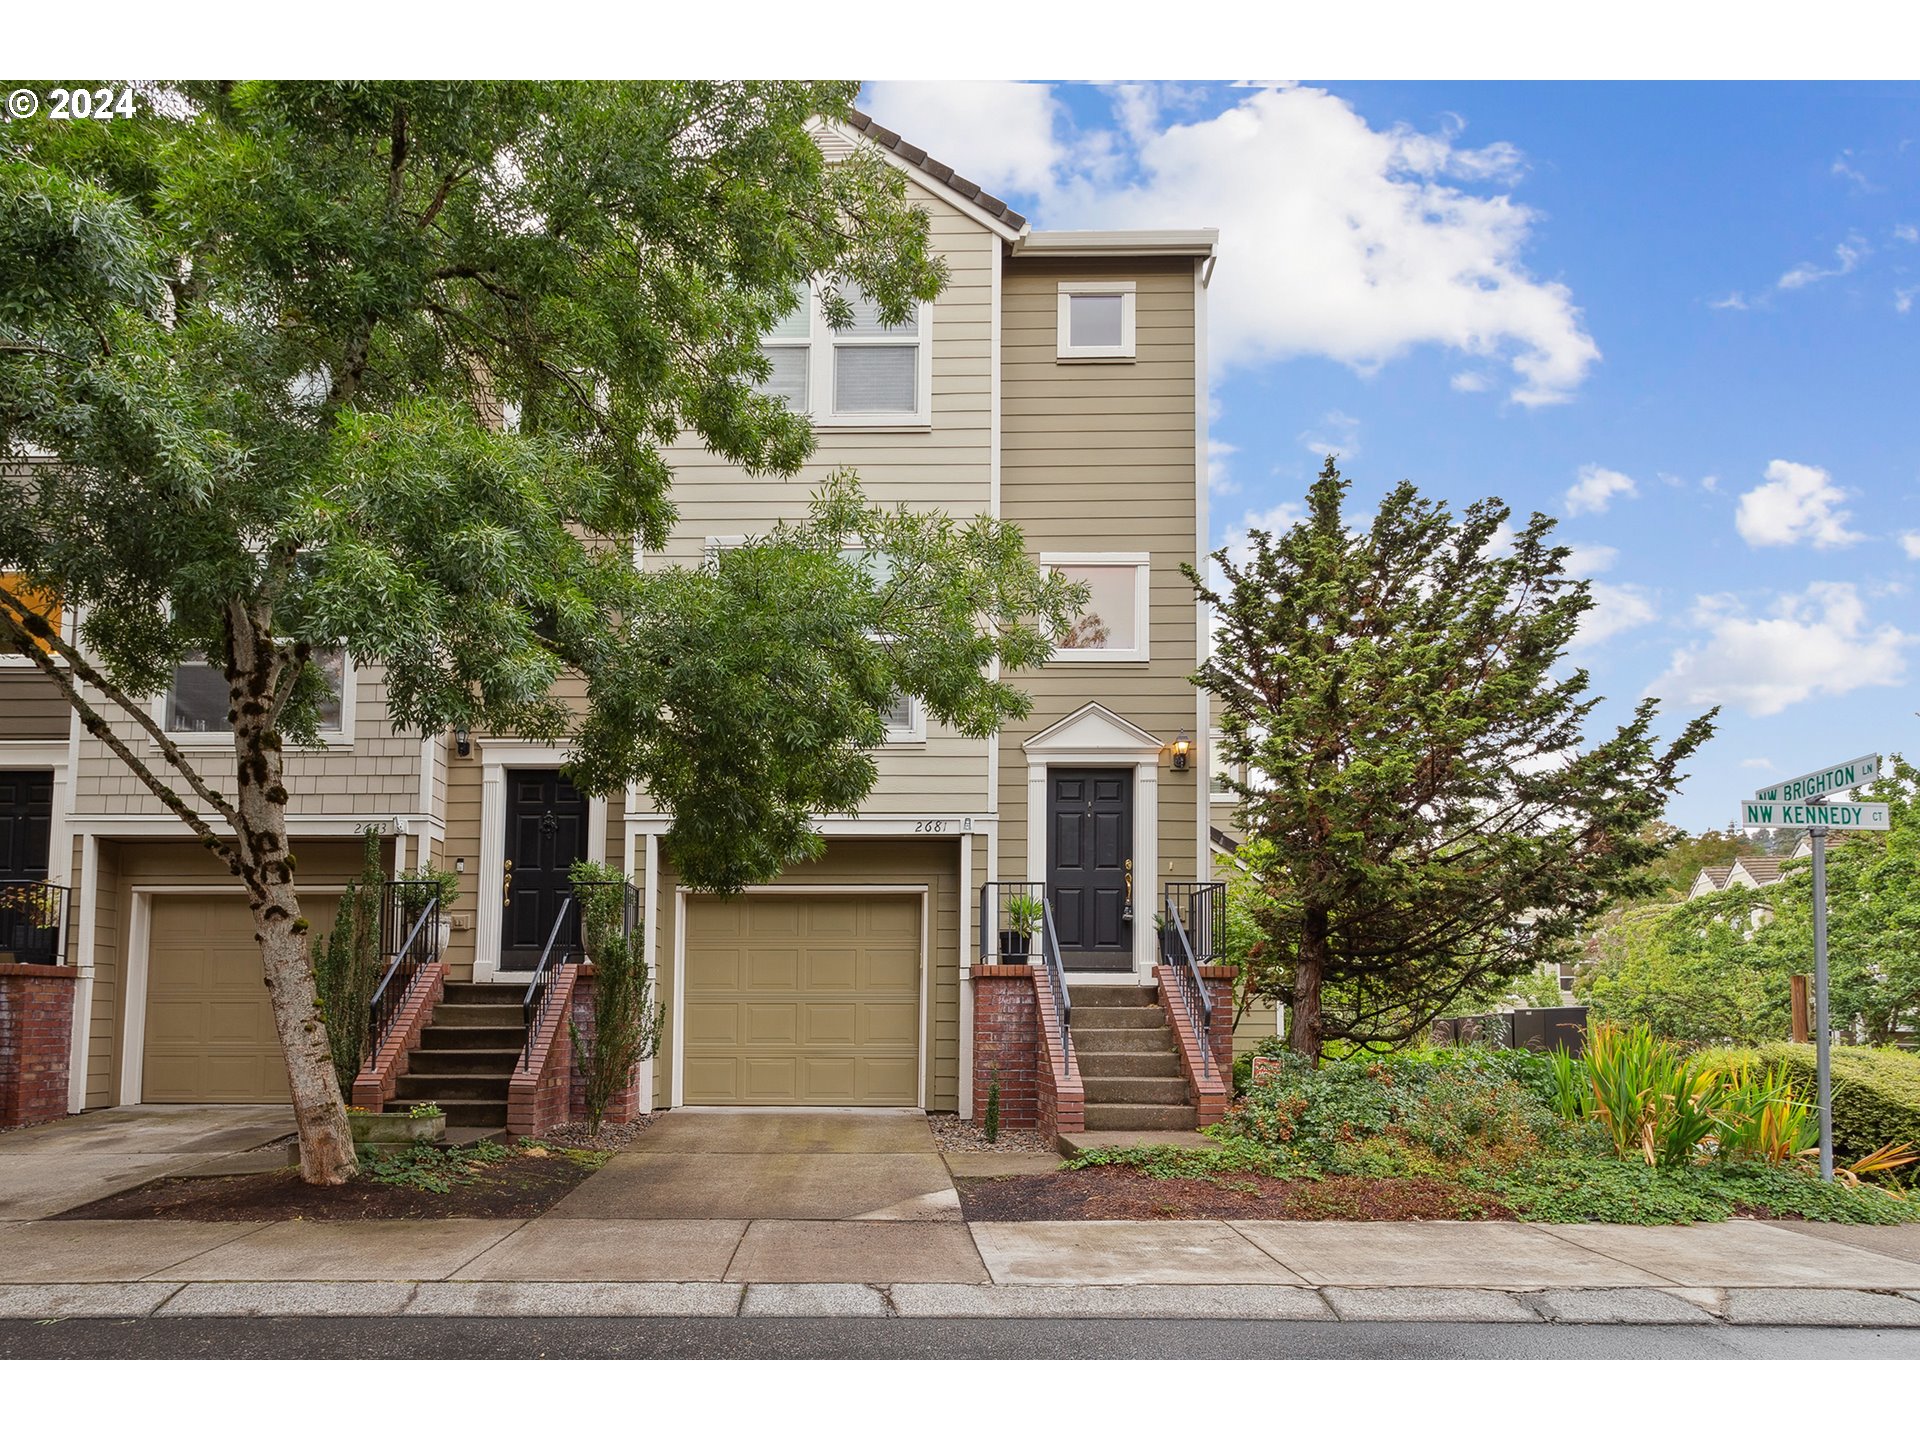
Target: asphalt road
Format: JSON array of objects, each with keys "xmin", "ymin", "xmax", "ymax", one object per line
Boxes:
[{"xmin": 2, "ymin": 1317, "xmax": 1919, "ymax": 1359}]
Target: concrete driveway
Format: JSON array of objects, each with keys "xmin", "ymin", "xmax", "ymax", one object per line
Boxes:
[
  {"xmin": 549, "ymin": 1111, "xmax": 960, "ymax": 1222},
  {"xmin": 0, "ymin": 1106, "xmax": 295, "ymax": 1220}
]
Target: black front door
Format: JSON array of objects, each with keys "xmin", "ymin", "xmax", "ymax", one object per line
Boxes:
[
  {"xmin": 1047, "ymin": 768, "xmax": 1133, "ymax": 970},
  {"xmin": 0, "ymin": 770, "xmax": 53, "ymax": 881},
  {"xmin": 501, "ymin": 770, "xmax": 588, "ymax": 971}
]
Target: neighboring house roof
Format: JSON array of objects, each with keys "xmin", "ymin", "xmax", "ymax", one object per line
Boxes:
[
  {"xmin": 1730, "ymin": 857, "xmax": 1784, "ymax": 887},
  {"xmin": 1209, "ymin": 824, "xmax": 1240, "ymax": 857},
  {"xmin": 1789, "ymin": 831, "xmax": 1852, "ymax": 861},
  {"xmin": 1692, "ymin": 864, "xmax": 1734, "ymax": 895},
  {"xmin": 845, "ymin": 109, "xmax": 1028, "ymax": 231}
]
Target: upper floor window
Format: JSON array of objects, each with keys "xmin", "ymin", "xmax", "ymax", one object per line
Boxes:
[
  {"xmin": 881, "ymin": 692, "xmax": 924, "ymax": 744},
  {"xmin": 1057, "ymin": 281, "xmax": 1136, "ymax": 361},
  {"xmin": 161, "ymin": 648, "xmax": 350, "ymax": 741},
  {"xmin": 754, "ymin": 285, "xmax": 930, "ymax": 427},
  {"xmin": 1043, "ymin": 553, "xmax": 1150, "ymax": 663},
  {"xmin": 0, "ymin": 574, "xmax": 64, "ymax": 664},
  {"xmin": 1209, "ymin": 728, "xmax": 1239, "ymax": 802}
]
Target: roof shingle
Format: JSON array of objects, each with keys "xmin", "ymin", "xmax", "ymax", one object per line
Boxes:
[{"xmin": 845, "ymin": 109, "xmax": 1028, "ymax": 231}]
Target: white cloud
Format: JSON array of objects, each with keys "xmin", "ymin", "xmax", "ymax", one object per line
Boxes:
[
  {"xmin": 1564, "ymin": 464, "xmax": 1638, "ymax": 516},
  {"xmin": 1572, "ymin": 582, "xmax": 1657, "ymax": 649},
  {"xmin": 1709, "ymin": 292, "xmax": 1749, "ymax": 311},
  {"xmin": 1562, "ymin": 543, "xmax": 1618, "ymax": 576},
  {"xmin": 1735, "ymin": 459, "xmax": 1862, "ymax": 549},
  {"xmin": 1896, "ymin": 223, "xmax": 1919, "ymax": 244},
  {"xmin": 1220, "ymin": 501, "xmax": 1306, "ymax": 566},
  {"xmin": 1701, "ymin": 475, "xmax": 1721, "ymax": 493},
  {"xmin": 1897, "ymin": 287, "xmax": 1917, "ymax": 315},
  {"xmin": 1740, "ymin": 757, "xmax": 1776, "ymax": 771},
  {"xmin": 1901, "ymin": 532, "xmax": 1920, "ymax": 560},
  {"xmin": 1651, "ymin": 582, "xmax": 1911, "ymax": 716},
  {"xmin": 1450, "ymin": 371, "xmax": 1492, "ymax": 392},
  {"xmin": 1778, "ymin": 236, "xmax": 1869, "ymax": 290},
  {"xmin": 1207, "ymin": 438, "xmax": 1240, "ymax": 495},
  {"xmin": 1831, "ymin": 153, "xmax": 1876, "ymax": 192},
  {"xmin": 865, "ymin": 83, "xmax": 1600, "ymax": 406},
  {"xmin": 1298, "ymin": 409, "xmax": 1360, "ymax": 459}
]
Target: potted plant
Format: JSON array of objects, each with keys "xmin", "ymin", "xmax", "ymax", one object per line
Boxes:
[
  {"xmin": 348, "ymin": 1102, "xmax": 446, "ymax": 1152},
  {"xmin": 402, "ymin": 863, "xmax": 461, "ymax": 951},
  {"xmin": 1000, "ymin": 892, "xmax": 1044, "ymax": 960}
]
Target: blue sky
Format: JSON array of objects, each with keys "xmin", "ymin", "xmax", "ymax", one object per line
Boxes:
[{"xmin": 862, "ymin": 81, "xmax": 1920, "ymax": 833}]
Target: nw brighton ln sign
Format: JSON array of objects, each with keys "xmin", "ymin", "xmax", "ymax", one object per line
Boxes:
[
  {"xmin": 1740, "ymin": 799, "xmax": 1891, "ymax": 830},
  {"xmin": 1751, "ymin": 754, "xmax": 1882, "ymax": 804}
]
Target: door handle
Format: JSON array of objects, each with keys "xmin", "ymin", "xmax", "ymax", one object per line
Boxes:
[
  {"xmin": 502, "ymin": 859, "xmax": 514, "ymax": 908},
  {"xmin": 1122, "ymin": 858, "xmax": 1134, "ymax": 923}
]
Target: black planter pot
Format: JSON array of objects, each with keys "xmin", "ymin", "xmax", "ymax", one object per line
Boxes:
[{"xmin": 998, "ymin": 930, "xmax": 1031, "ymax": 961}]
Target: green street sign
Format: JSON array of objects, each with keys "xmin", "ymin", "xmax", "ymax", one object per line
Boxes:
[
  {"xmin": 1752, "ymin": 754, "xmax": 1882, "ymax": 804},
  {"xmin": 1740, "ymin": 799, "xmax": 1890, "ymax": 830}
]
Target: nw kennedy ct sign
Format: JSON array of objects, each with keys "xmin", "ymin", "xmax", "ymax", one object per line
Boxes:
[
  {"xmin": 1752, "ymin": 754, "xmax": 1882, "ymax": 804},
  {"xmin": 1740, "ymin": 799, "xmax": 1891, "ymax": 830}
]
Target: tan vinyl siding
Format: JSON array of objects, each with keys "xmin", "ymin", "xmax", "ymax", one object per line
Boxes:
[
  {"xmin": 441, "ymin": 744, "xmax": 483, "ymax": 981},
  {"xmin": 78, "ymin": 838, "xmax": 383, "ymax": 1107},
  {"xmin": 0, "ymin": 669, "xmax": 70, "ymax": 740},
  {"xmin": 996, "ymin": 255, "xmax": 1203, "ymax": 890},
  {"xmin": 635, "ymin": 177, "xmax": 998, "ymax": 821},
  {"xmin": 650, "ymin": 837, "xmax": 963, "ymax": 1112}
]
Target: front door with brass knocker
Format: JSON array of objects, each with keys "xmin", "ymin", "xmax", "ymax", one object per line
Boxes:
[
  {"xmin": 1045, "ymin": 767, "xmax": 1135, "ymax": 972},
  {"xmin": 499, "ymin": 770, "xmax": 589, "ymax": 971}
]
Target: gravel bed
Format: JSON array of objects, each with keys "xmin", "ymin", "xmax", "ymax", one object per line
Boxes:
[
  {"xmin": 929, "ymin": 1114, "xmax": 1056, "ymax": 1154},
  {"xmin": 527, "ymin": 1114, "xmax": 656, "ymax": 1152}
]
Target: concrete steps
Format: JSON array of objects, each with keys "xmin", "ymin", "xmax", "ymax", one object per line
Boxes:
[{"xmin": 1068, "ymin": 985, "xmax": 1198, "ymax": 1132}]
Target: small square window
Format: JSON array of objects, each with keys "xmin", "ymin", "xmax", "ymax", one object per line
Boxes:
[
  {"xmin": 1045, "ymin": 555, "xmax": 1149, "ymax": 662},
  {"xmin": 880, "ymin": 692, "xmax": 923, "ymax": 743},
  {"xmin": 1057, "ymin": 282, "xmax": 1137, "ymax": 360}
]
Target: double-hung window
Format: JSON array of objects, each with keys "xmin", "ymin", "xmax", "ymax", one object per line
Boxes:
[{"xmin": 754, "ymin": 285, "xmax": 930, "ymax": 427}]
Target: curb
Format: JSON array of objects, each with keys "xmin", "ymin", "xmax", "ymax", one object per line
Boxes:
[{"xmin": 4, "ymin": 1282, "xmax": 1919, "ymax": 1326}]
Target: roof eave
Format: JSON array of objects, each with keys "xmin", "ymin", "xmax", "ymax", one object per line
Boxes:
[{"xmin": 1012, "ymin": 228, "xmax": 1220, "ymax": 259}]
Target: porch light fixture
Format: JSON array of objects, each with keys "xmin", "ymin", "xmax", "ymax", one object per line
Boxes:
[
  {"xmin": 454, "ymin": 728, "xmax": 472, "ymax": 758},
  {"xmin": 1170, "ymin": 730, "xmax": 1191, "ymax": 771}
]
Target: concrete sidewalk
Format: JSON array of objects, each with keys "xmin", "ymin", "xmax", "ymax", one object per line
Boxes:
[{"xmin": 2, "ymin": 1217, "xmax": 1918, "ymax": 1327}]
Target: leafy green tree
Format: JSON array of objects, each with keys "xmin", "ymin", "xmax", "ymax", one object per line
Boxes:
[
  {"xmin": 0, "ymin": 82, "xmax": 1079, "ymax": 1182},
  {"xmin": 1580, "ymin": 756, "xmax": 1919, "ymax": 1048},
  {"xmin": 1192, "ymin": 459, "xmax": 1714, "ymax": 1060}
]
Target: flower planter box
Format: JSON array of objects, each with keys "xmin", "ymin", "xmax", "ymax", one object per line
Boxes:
[{"xmin": 349, "ymin": 1110, "xmax": 446, "ymax": 1152}]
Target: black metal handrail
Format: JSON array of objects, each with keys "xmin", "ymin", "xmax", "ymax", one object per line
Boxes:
[
  {"xmin": 1164, "ymin": 881, "xmax": 1227, "ymax": 964},
  {"xmin": 367, "ymin": 883, "xmax": 441, "ymax": 1062},
  {"xmin": 1039, "ymin": 896, "xmax": 1073, "ymax": 1067},
  {"xmin": 0, "ymin": 880, "xmax": 70, "ymax": 966},
  {"xmin": 1161, "ymin": 897, "xmax": 1214, "ymax": 1080},
  {"xmin": 519, "ymin": 894, "xmax": 576, "ymax": 1071}
]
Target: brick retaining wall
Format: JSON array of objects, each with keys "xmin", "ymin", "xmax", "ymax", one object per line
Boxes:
[
  {"xmin": 969, "ymin": 965, "xmax": 1039, "ymax": 1130},
  {"xmin": 0, "ymin": 963, "xmax": 76, "ymax": 1129}
]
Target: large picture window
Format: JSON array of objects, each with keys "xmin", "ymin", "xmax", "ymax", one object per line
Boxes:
[
  {"xmin": 753, "ymin": 285, "xmax": 930, "ymax": 426},
  {"xmin": 1043, "ymin": 553, "xmax": 1151, "ymax": 663},
  {"xmin": 162, "ymin": 648, "xmax": 349, "ymax": 739}
]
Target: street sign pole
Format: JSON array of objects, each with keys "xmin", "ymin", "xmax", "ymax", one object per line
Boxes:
[{"xmin": 1810, "ymin": 823, "xmax": 1833, "ymax": 1182}]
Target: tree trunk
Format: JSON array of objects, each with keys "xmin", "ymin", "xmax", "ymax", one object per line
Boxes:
[
  {"xmin": 229, "ymin": 614, "xmax": 358, "ymax": 1185},
  {"xmin": 1290, "ymin": 907, "xmax": 1328, "ymax": 1064}
]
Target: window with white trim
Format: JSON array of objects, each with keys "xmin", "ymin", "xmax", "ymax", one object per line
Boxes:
[
  {"xmin": 1057, "ymin": 281, "xmax": 1136, "ymax": 361},
  {"xmin": 880, "ymin": 692, "xmax": 924, "ymax": 744},
  {"xmin": 1209, "ymin": 728, "xmax": 1240, "ymax": 801},
  {"xmin": 1044, "ymin": 553, "xmax": 1151, "ymax": 662},
  {"xmin": 161, "ymin": 647, "xmax": 349, "ymax": 740},
  {"xmin": 753, "ymin": 285, "xmax": 930, "ymax": 426}
]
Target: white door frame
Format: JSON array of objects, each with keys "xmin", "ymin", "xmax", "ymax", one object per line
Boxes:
[
  {"xmin": 1022, "ymin": 704, "xmax": 1163, "ymax": 981},
  {"xmin": 671, "ymin": 884, "xmax": 930, "ymax": 1111},
  {"xmin": 119, "ymin": 883, "xmax": 347, "ymax": 1105},
  {"xmin": 473, "ymin": 742, "xmax": 608, "ymax": 985}
]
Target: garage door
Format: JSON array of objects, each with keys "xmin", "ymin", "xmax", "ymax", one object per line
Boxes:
[
  {"xmin": 141, "ymin": 894, "xmax": 337, "ymax": 1103},
  {"xmin": 682, "ymin": 893, "xmax": 921, "ymax": 1106}
]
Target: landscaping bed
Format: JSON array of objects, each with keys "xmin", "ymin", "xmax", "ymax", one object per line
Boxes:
[
  {"xmin": 930, "ymin": 1113, "xmax": 1055, "ymax": 1155},
  {"xmin": 958, "ymin": 1171, "xmax": 1509, "ymax": 1221},
  {"xmin": 57, "ymin": 1139, "xmax": 611, "ymax": 1222}
]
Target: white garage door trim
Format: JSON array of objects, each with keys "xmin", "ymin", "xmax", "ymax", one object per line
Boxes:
[
  {"xmin": 671, "ymin": 884, "xmax": 930, "ymax": 1110},
  {"xmin": 119, "ymin": 884, "xmax": 345, "ymax": 1105}
]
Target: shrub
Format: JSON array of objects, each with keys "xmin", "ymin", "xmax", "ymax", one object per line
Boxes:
[
  {"xmin": 1759, "ymin": 1043, "xmax": 1920, "ymax": 1165},
  {"xmin": 313, "ymin": 827, "xmax": 385, "ymax": 1097},
  {"xmin": 984, "ymin": 1076, "xmax": 1001, "ymax": 1143},
  {"xmin": 569, "ymin": 861, "xmax": 664, "ymax": 1134}
]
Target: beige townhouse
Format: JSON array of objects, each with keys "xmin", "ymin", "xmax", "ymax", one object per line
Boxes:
[{"xmin": 10, "ymin": 110, "xmax": 1239, "ymax": 1131}]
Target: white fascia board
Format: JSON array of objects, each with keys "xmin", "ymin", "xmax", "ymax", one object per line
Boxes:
[
  {"xmin": 1014, "ymin": 229, "xmax": 1220, "ymax": 258},
  {"xmin": 812, "ymin": 117, "xmax": 1028, "ymax": 244}
]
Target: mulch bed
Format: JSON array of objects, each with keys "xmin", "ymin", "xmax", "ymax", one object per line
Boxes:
[
  {"xmin": 957, "ymin": 1170, "xmax": 1513, "ymax": 1222},
  {"xmin": 55, "ymin": 1150, "xmax": 605, "ymax": 1223}
]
